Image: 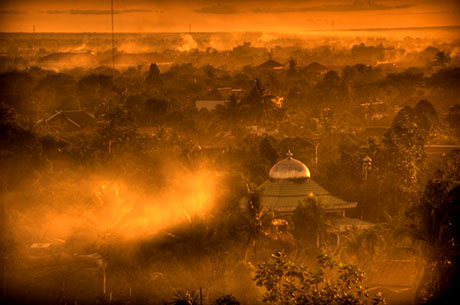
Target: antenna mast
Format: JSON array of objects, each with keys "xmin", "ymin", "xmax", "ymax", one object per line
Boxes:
[{"xmin": 111, "ymin": 0, "xmax": 115, "ymax": 69}]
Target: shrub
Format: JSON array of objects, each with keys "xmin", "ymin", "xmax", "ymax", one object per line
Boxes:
[{"xmin": 254, "ymin": 251, "xmax": 385, "ymax": 305}]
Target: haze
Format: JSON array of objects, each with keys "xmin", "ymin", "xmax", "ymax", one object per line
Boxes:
[
  {"xmin": 1, "ymin": 1, "xmax": 460, "ymax": 305},
  {"xmin": 1, "ymin": 0, "xmax": 460, "ymax": 33}
]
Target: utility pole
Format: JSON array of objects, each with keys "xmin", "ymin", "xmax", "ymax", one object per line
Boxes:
[
  {"xmin": 111, "ymin": 0, "xmax": 115, "ymax": 70},
  {"xmin": 32, "ymin": 25, "xmax": 35, "ymax": 51}
]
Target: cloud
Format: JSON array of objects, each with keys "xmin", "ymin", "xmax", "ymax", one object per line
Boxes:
[
  {"xmin": 44, "ymin": 9, "xmax": 158, "ymax": 15},
  {"xmin": 0, "ymin": 9, "xmax": 25, "ymax": 15},
  {"xmin": 253, "ymin": 1, "xmax": 411, "ymax": 13},
  {"xmin": 195, "ymin": 4, "xmax": 240, "ymax": 14}
]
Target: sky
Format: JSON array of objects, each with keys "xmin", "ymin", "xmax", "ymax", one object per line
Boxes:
[{"xmin": 0, "ymin": 0, "xmax": 459, "ymax": 33}]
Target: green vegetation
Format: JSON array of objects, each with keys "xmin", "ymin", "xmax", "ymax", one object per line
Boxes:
[{"xmin": 0, "ymin": 35, "xmax": 459, "ymax": 305}]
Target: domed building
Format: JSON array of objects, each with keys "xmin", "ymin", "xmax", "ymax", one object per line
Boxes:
[{"xmin": 259, "ymin": 150, "xmax": 372, "ymax": 245}]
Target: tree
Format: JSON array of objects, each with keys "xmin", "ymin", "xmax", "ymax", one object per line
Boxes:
[
  {"xmin": 239, "ymin": 185, "xmax": 276, "ymax": 261},
  {"xmin": 145, "ymin": 97, "xmax": 168, "ymax": 126},
  {"xmin": 292, "ymin": 196, "xmax": 328, "ymax": 254},
  {"xmin": 287, "ymin": 58, "xmax": 297, "ymax": 76},
  {"xmin": 254, "ymin": 251, "xmax": 385, "ymax": 305},
  {"xmin": 433, "ymin": 51, "xmax": 450, "ymax": 67},
  {"xmin": 413, "ymin": 99, "xmax": 438, "ymax": 139},
  {"xmin": 77, "ymin": 74, "xmax": 119, "ymax": 112},
  {"xmin": 403, "ymin": 152, "xmax": 460, "ymax": 304},
  {"xmin": 0, "ymin": 71, "xmax": 35, "ymax": 114},
  {"xmin": 376, "ymin": 106, "xmax": 426, "ymax": 215},
  {"xmin": 322, "ymin": 70, "xmax": 340, "ymax": 87},
  {"xmin": 241, "ymin": 79, "xmax": 279, "ymax": 125},
  {"xmin": 214, "ymin": 94, "xmax": 243, "ymax": 127},
  {"xmin": 34, "ymin": 73, "xmax": 77, "ymax": 112},
  {"xmin": 93, "ymin": 105, "xmax": 139, "ymax": 154},
  {"xmin": 446, "ymin": 104, "xmax": 460, "ymax": 139},
  {"xmin": 146, "ymin": 63, "xmax": 161, "ymax": 84}
]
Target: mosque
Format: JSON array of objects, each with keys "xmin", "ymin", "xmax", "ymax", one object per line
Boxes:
[{"xmin": 259, "ymin": 150, "xmax": 372, "ymax": 246}]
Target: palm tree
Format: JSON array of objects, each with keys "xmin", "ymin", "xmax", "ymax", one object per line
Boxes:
[
  {"xmin": 169, "ymin": 290, "xmax": 200, "ymax": 305},
  {"xmin": 402, "ymin": 179, "xmax": 460, "ymax": 303},
  {"xmin": 214, "ymin": 94, "xmax": 243, "ymax": 128},
  {"xmin": 291, "ymin": 196, "xmax": 329, "ymax": 257},
  {"xmin": 66, "ymin": 183, "xmax": 132, "ymax": 300},
  {"xmin": 239, "ymin": 184, "xmax": 276, "ymax": 261},
  {"xmin": 241, "ymin": 79, "xmax": 278, "ymax": 126},
  {"xmin": 339, "ymin": 227, "xmax": 384, "ymax": 264}
]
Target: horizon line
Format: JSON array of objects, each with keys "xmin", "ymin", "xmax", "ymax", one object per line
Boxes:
[{"xmin": 1, "ymin": 25, "xmax": 460, "ymax": 34}]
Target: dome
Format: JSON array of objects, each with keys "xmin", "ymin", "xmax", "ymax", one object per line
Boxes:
[{"xmin": 269, "ymin": 150, "xmax": 311, "ymax": 180}]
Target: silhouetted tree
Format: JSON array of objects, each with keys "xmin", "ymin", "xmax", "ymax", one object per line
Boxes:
[
  {"xmin": 404, "ymin": 152, "xmax": 460, "ymax": 304},
  {"xmin": 146, "ymin": 63, "xmax": 160, "ymax": 83}
]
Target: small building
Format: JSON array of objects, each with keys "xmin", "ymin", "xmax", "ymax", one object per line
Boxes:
[
  {"xmin": 39, "ymin": 110, "xmax": 96, "ymax": 133},
  {"xmin": 300, "ymin": 62, "xmax": 329, "ymax": 80},
  {"xmin": 195, "ymin": 87, "xmax": 243, "ymax": 110},
  {"xmin": 259, "ymin": 151, "xmax": 372, "ymax": 245},
  {"xmin": 359, "ymin": 101, "xmax": 388, "ymax": 123},
  {"xmin": 256, "ymin": 59, "xmax": 284, "ymax": 70},
  {"xmin": 358, "ymin": 126, "xmax": 389, "ymax": 139},
  {"xmin": 424, "ymin": 144, "xmax": 460, "ymax": 157}
]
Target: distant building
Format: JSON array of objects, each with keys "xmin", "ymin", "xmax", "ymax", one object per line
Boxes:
[
  {"xmin": 424, "ymin": 144, "xmax": 460, "ymax": 157},
  {"xmin": 300, "ymin": 62, "xmax": 329, "ymax": 78},
  {"xmin": 358, "ymin": 126, "xmax": 389, "ymax": 139},
  {"xmin": 258, "ymin": 151, "xmax": 372, "ymax": 246},
  {"xmin": 38, "ymin": 110, "xmax": 96, "ymax": 133},
  {"xmin": 38, "ymin": 52, "xmax": 96, "ymax": 69},
  {"xmin": 256, "ymin": 59, "xmax": 284, "ymax": 70},
  {"xmin": 195, "ymin": 87, "xmax": 243, "ymax": 110},
  {"xmin": 359, "ymin": 101, "xmax": 388, "ymax": 122}
]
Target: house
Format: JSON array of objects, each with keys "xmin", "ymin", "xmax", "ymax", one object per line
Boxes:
[
  {"xmin": 424, "ymin": 144, "xmax": 460, "ymax": 157},
  {"xmin": 256, "ymin": 59, "xmax": 284, "ymax": 70},
  {"xmin": 300, "ymin": 62, "xmax": 329, "ymax": 80},
  {"xmin": 358, "ymin": 126, "xmax": 389, "ymax": 139},
  {"xmin": 195, "ymin": 87, "xmax": 243, "ymax": 110},
  {"xmin": 359, "ymin": 101, "xmax": 388, "ymax": 123},
  {"xmin": 39, "ymin": 110, "xmax": 96, "ymax": 133}
]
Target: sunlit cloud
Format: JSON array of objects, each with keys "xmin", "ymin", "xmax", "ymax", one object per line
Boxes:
[
  {"xmin": 43, "ymin": 9, "xmax": 159, "ymax": 15},
  {"xmin": 253, "ymin": 1, "xmax": 412, "ymax": 13},
  {"xmin": 0, "ymin": 9, "xmax": 25, "ymax": 15},
  {"xmin": 195, "ymin": 4, "xmax": 240, "ymax": 14}
]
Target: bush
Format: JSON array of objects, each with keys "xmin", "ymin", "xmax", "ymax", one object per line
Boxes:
[{"xmin": 254, "ymin": 251, "xmax": 385, "ymax": 305}]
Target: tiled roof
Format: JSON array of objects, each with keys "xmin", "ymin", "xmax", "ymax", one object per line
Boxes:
[
  {"xmin": 257, "ymin": 59, "xmax": 284, "ymax": 69},
  {"xmin": 259, "ymin": 179, "xmax": 357, "ymax": 212},
  {"xmin": 45, "ymin": 110, "xmax": 95, "ymax": 128},
  {"xmin": 197, "ymin": 88, "xmax": 227, "ymax": 101}
]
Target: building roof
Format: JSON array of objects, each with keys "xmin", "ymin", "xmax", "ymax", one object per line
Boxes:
[
  {"xmin": 260, "ymin": 151, "xmax": 356, "ymax": 213},
  {"xmin": 269, "ymin": 150, "xmax": 311, "ymax": 180},
  {"xmin": 257, "ymin": 59, "xmax": 284, "ymax": 70},
  {"xmin": 302, "ymin": 62, "xmax": 328, "ymax": 73},
  {"xmin": 259, "ymin": 178, "xmax": 357, "ymax": 213},
  {"xmin": 45, "ymin": 110, "xmax": 95, "ymax": 128},
  {"xmin": 424, "ymin": 144, "xmax": 460, "ymax": 156},
  {"xmin": 358, "ymin": 126, "xmax": 388, "ymax": 139},
  {"xmin": 196, "ymin": 87, "xmax": 243, "ymax": 102},
  {"xmin": 198, "ymin": 88, "xmax": 227, "ymax": 101}
]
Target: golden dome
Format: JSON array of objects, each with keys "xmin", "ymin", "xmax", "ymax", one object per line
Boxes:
[{"xmin": 268, "ymin": 150, "xmax": 311, "ymax": 180}]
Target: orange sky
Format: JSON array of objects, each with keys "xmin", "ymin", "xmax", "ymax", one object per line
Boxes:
[{"xmin": 0, "ymin": 0, "xmax": 459, "ymax": 33}]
